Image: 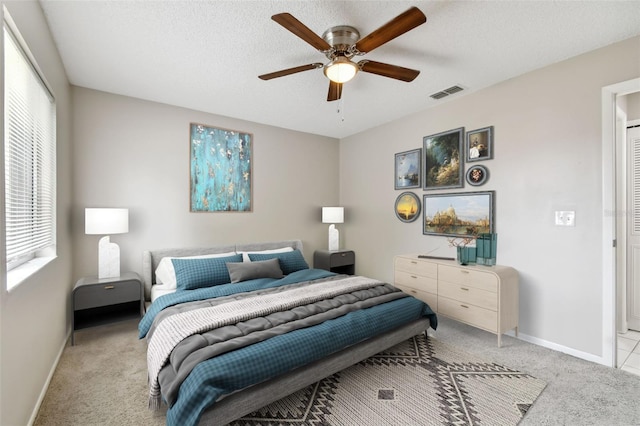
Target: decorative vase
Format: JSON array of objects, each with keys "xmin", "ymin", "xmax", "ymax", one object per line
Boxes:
[
  {"xmin": 476, "ymin": 233, "xmax": 497, "ymax": 266},
  {"xmin": 456, "ymin": 246, "xmax": 476, "ymax": 265}
]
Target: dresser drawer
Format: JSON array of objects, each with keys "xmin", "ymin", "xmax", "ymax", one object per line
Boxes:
[
  {"xmin": 394, "ymin": 255, "xmax": 518, "ymax": 347},
  {"xmin": 74, "ymin": 280, "xmax": 141, "ymax": 310},
  {"xmin": 395, "ymin": 284, "xmax": 437, "ymax": 310},
  {"xmin": 395, "ymin": 257, "xmax": 438, "ymax": 278},
  {"xmin": 438, "ymin": 265, "xmax": 497, "ymax": 292},
  {"xmin": 394, "ymin": 270, "xmax": 437, "ymax": 293},
  {"xmin": 438, "ymin": 281, "xmax": 497, "ymax": 311},
  {"xmin": 438, "ymin": 296, "xmax": 497, "ymax": 332}
]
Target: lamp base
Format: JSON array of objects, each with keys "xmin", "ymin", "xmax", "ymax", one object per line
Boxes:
[
  {"xmin": 328, "ymin": 224, "xmax": 340, "ymax": 251},
  {"xmin": 98, "ymin": 236, "xmax": 121, "ymax": 279}
]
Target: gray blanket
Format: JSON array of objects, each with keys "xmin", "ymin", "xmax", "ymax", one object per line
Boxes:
[{"xmin": 150, "ymin": 276, "xmax": 408, "ymax": 407}]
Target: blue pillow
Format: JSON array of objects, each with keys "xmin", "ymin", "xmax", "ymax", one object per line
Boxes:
[
  {"xmin": 172, "ymin": 254, "xmax": 243, "ymax": 290},
  {"xmin": 248, "ymin": 249, "xmax": 309, "ymax": 275}
]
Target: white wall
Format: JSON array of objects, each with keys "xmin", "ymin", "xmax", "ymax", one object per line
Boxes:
[
  {"xmin": 627, "ymin": 92, "xmax": 640, "ymax": 119},
  {"xmin": 339, "ymin": 36, "xmax": 640, "ymax": 359},
  {"xmin": 71, "ymin": 88, "xmax": 340, "ymax": 284},
  {"xmin": 0, "ymin": 1, "xmax": 73, "ymax": 425}
]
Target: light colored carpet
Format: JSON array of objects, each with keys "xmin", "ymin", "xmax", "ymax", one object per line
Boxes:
[
  {"xmin": 34, "ymin": 317, "xmax": 640, "ymax": 425},
  {"xmin": 230, "ymin": 333, "xmax": 546, "ymax": 425}
]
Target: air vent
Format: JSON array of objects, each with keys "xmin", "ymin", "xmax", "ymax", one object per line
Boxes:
[
  {"xmin": 430, "ymin": 91, "xmax": 448, "ymax": 100},
  {"xmin": 444, "ymin": 85, "xmax": 463, "ymax": 95},
  {"xmin": 430, "ymin": 85, "xmax": 464, "ymax": 100}
]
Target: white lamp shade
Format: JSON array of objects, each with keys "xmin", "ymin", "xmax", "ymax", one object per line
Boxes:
[
  {"xmin": 324, "ymin": 57, "xmax": 358, "ymax": 83},
  {"xmin": 85, "ymin": 208, "xmax": 129, "ymax": 235},
  {"xmin": 322, "ymin": 207, "xmax": 344, "ymax": 224}
]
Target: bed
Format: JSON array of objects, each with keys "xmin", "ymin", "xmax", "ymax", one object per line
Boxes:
[{"xmin": 140, "ymin": 240, "xmax": 437, "ymax": 425}]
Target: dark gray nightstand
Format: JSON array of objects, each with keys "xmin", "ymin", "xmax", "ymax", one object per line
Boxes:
[
  {"xmin": 72, "ymin": 272, "xmax": 143, "ymax": 345},
  {"xmin": 313, "ymin": 250, "xmax": 355, "ymax": 275}
]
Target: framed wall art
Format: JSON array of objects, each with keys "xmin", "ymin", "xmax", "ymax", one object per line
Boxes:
[
  {"xmin": 423, "ymin": 127, "xmax": 464, "ymax": 190},
  {"xmin": 394, "ymin": 148, "xmax": 421, "ymax": 189},
  {"xmin": 423, "ymin": 191, "xmax": 494, "ymax": 237},
  {"xmin": 466, "ymin": 126, "xmax": 494, "ymax": 161},
  {"xmin": 394, "ymin": 192, "xmax": 421, "ymax": 223},
  {"xmin": 190, "ymin": 123, "xmax": 252, "ymax": 212},
  {"xmin": 466, "ymin": 164, "xmax": 489, "ymax": 186}
]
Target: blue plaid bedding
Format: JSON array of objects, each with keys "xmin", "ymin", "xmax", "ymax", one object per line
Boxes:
[
  {"xmin": 141, "ymin": 269, "xmax": 437, "ymax": 426},
  {"xmin": 139, "ymin": 268, "xmax": 336, "ymax": 338}
]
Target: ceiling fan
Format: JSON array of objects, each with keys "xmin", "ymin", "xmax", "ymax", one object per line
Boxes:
[{"xmin": 259, "ymin": 7, "xmax": 427, "ymax": 102}]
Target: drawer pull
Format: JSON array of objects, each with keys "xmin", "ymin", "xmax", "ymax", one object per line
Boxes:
[
  {"xmin": 460, "ymin": 270, "xmax": 470, "ymax": 274},
  {"xmin": 460, "ymin": 304, "xmax": 469, "ymax": 309},
  {"xmin": 410, "ymin": 275, "xmax": 418, "ymax": 279},
  {"xmin": 410, "ymin": 261, "xmax": 418, "ymax": 265},
  {"xmin": 104, "ymin": 285, "xmax": 115, "ymax": 290},
  {"xmin": 460, "ymin": 287, "xmax": 469, "ymax": 291},
  {"xmin": 410, "ymin": 290, "xmax": 417, "ymax": 294}
]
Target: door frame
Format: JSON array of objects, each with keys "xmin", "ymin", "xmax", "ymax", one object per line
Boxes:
[{"xmin": 602, "ymin": 77, "xmax": 640, "ymax": 368}]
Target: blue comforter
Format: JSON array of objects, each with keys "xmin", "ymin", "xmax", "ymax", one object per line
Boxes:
[{"xmin": 140, "ymin": 269, "xmax": 437, "ymax": 426}]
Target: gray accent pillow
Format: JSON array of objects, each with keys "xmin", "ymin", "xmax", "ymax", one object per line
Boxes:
[{"xmin": 226, "ymin": 258, "xmax": 284, "ymax": 283}]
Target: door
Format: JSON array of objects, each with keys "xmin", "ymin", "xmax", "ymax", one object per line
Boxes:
[{"xmin": 627, "ymin": 122, "xmax": 640, "ymax": 331}]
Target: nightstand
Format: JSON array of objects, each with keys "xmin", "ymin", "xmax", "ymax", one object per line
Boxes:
[
  {"xmin": 72, "ymin": 272, "xmax": 143, "ymax": 345},
  {"xmin": 313, "ymin": 249, "xmax": 355, "ymax": 275}
]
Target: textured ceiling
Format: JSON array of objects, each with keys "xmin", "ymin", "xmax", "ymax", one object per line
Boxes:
[{"xmin": 39, "ymin": 1, "xmax": 640, "ymax": 138}]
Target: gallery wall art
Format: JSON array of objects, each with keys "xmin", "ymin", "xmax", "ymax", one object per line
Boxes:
[
  {"xmin": 466, "ymin": 164, "xmax": 489, "ymax": 186},
  {"xmin": 394, "ymin": 148, "xmax": 421, "ymax": 189},
  {"xmin": 394, "ymin": 192, "xmax": 421, "ymax": 223},
  {"xmin": 394, "ymin": 125, "xmax": 496, "ymax": 229},
  {"xmin": 423, "ymin": 191, "xmax": 494, "ymax": 237},
  {"xmin": 423, "ymin": 127, "xmax": 464, "ymax": 190},
  {"xmin": 466, "ymin": 126, "xmax": 494, "ymax": 161},
  {"xmin": 190, "ymin": 123, "xmax": 252, "ymax": 212}
]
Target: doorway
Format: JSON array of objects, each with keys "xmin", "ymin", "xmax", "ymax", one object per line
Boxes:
[
  {"xmin": 622, "ymin": 119, "xmax": 640, "ymax": 333},
  {"xmin": 602, "ymin": 78, "xmax": 640, "ymax": 369}
]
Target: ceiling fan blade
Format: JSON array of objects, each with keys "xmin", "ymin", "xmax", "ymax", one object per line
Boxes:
[
  {"xmin": 259, "ymin": 63, "xmax": 323, "ymax": 80},
  {"xmin": 358, "ymin": 60, "xmax": 420, "ymax": 82},
  {"xmin": 327, "ymin": 81, "xmax": 343, "ymax": 102},
  {"xmin": 272, "ymin": 13, "xmax": 331, "ymax": 51},
  {"xmin": 355, "ymin": 7, "xmax": 426, "ymax": 54}
]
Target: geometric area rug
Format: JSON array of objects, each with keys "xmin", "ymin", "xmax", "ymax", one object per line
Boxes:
[{"xmin": 230, "ymin": 333, "xmax": 546, "ymax": 426}]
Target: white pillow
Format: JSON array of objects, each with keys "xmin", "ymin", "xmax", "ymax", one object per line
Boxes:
[
  {"xmin": 150, "ymin": 283, "xmax": 176, "ymax": 303},
  {"xmin": 238, "ymin": 246, "xmax": 294, "ymax": 262},
  {"xmin": 155, "ymin": 251, "xmax": 236, "ymax": 289}
]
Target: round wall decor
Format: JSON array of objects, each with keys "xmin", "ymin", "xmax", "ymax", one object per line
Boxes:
[
  {"xmin": 394, "ymin": 192, "xmax": 421, "ymax": 223},
  {"xmin": 466, "ymin": 165, "xmax": 489, "ymax": 186}
]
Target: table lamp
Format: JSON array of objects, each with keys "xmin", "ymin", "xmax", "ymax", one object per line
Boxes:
[
  {"xmin": 85, "ymin": 208, "xmax": 129, "ymax": 279},
  {"xmin": 322, "ymin": 207, "xmax": 344, "ymax": 251}
]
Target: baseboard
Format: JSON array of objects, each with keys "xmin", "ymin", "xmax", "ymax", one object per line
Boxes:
[
  {"xmin": 515, "ymin": 330, "xmax": 606, "ymax": 365},
  {"xmin": 27, "ymin": 328, "xmax": 71, "ymax": 426}
]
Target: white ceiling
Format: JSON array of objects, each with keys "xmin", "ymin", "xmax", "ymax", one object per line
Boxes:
[{"xmin": 39, "ymin": 1, "xmax": 640, "ymax": 139}]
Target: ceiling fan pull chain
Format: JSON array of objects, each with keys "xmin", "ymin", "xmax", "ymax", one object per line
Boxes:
[{"xmin": 337, "ymin": 97, "xmax": 345, "ymax": 122}]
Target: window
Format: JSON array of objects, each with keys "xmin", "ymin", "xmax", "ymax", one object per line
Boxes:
[{"xmin": 3, "ymin": 19, "xmax": 56, "ymax": 288}]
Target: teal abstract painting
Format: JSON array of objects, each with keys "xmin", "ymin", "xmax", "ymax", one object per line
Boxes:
[{"xmin": 190, "ymin": 123, "xmax": 252, "ymax": 212}]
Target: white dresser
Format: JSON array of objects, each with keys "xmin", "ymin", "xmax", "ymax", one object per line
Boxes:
[{"xmin": 394, "ymin": 254, "xmax": 518, "ymax": 347}]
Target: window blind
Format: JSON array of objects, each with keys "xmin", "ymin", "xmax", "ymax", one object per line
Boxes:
[{"xmin": 4, "ymin": 25, "xmax": 56, "ymax": 271}]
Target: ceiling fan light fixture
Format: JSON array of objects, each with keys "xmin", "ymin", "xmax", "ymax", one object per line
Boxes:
[{"xmin": 324, "ymin": 57, "xmax": 358, "ymax": 83}]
